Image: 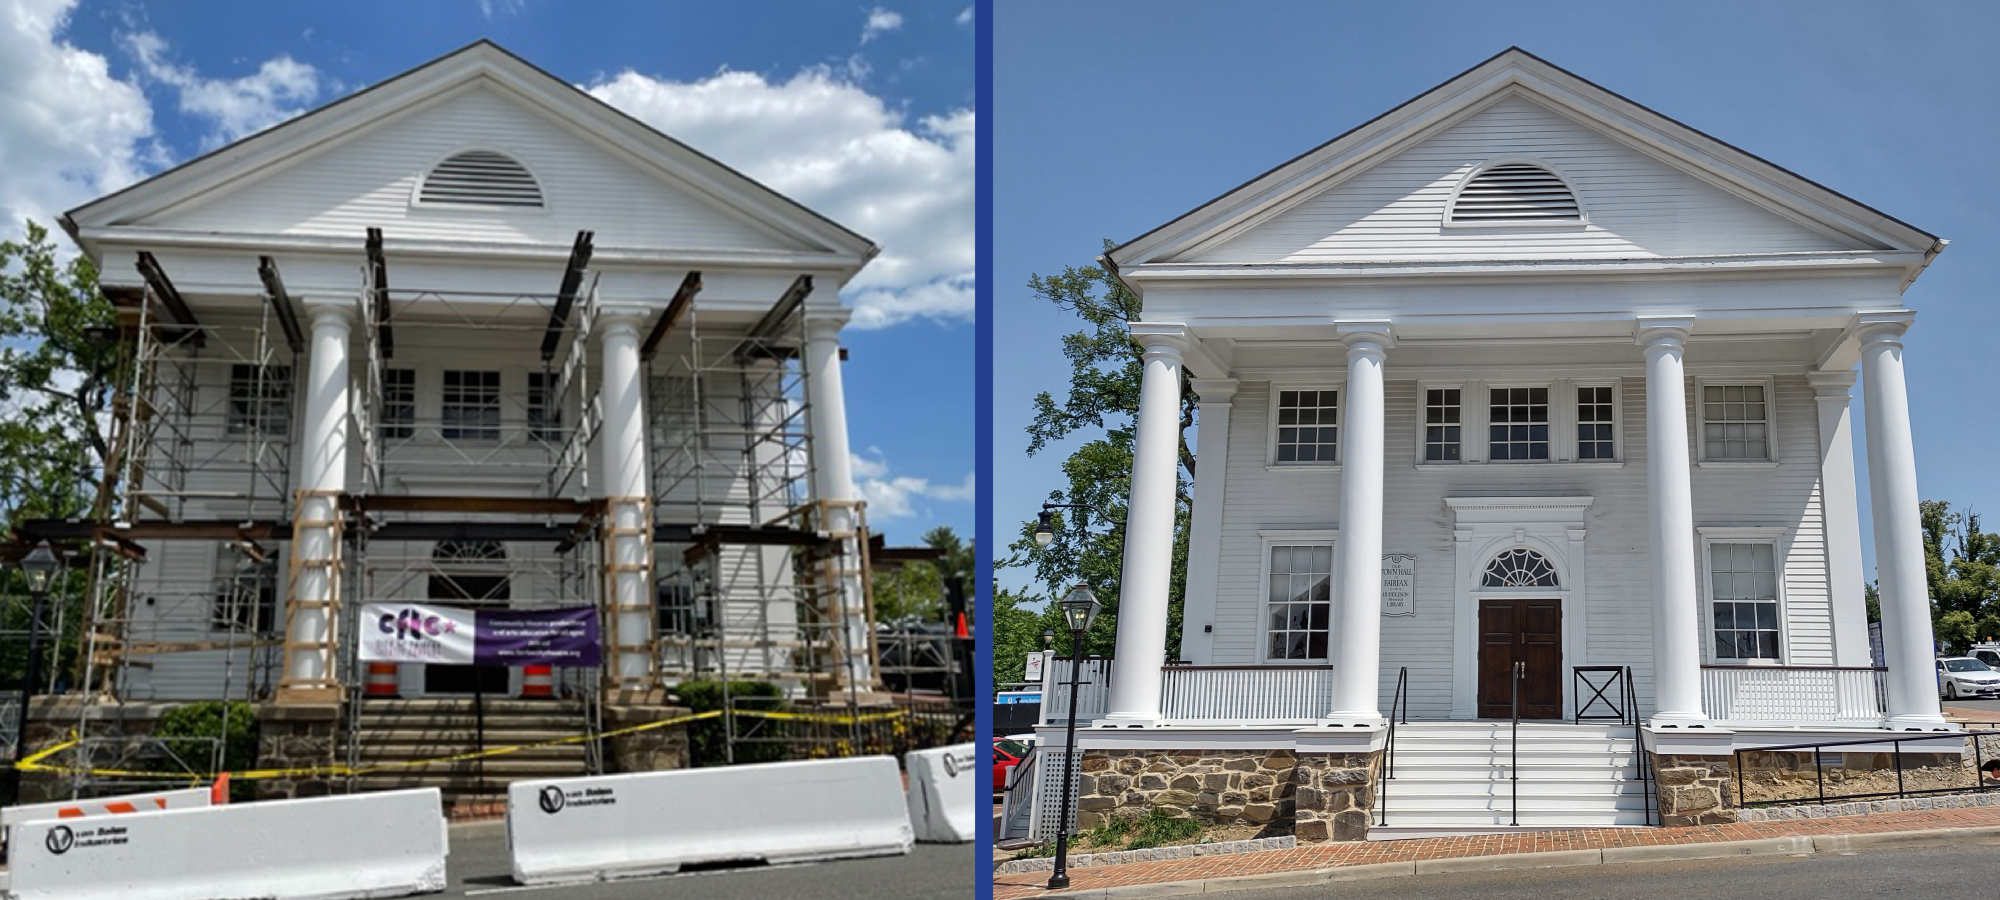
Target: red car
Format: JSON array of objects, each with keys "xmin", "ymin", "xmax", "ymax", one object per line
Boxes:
[{"xmin": 993, "ymin": 738, "xmax": 1031, "ymax": 792}]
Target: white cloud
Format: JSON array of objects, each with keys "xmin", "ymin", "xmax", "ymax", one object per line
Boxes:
[
  {"xmin": 122, "ymin": 31, "xmax": 320, "ymax": 149},
  {"xmin": 850, "ymin": 449, "xmax": 972, "ymax": 520},
  {"xmin": 479, "ymin": 0, "xmax": 526, "ymax": 21},
  {"xmin": 956, "ymin": 7, "xmax": 972, "ymax": 25},
  {"xmin": 587, "ymin": 67, "xmax": 973, "ymax": 330},
  {"xmin": 861, "ymin": 7, "xmax": 904, "ymax": 43},
  {"xmin": 0, "ymin": 0, "xmax": 153, "ymax": 232}
]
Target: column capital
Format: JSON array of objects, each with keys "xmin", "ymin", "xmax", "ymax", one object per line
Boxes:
[
  {"xmin": 1335, "ymin": 319, "xmax": 1394, "ymax": 350},
  {"xmin": 803, "ymin": 305, "xmax": 852, "ymax": 341},
  {"xmin": 303, "ymin": 299, "xmax": 355, "ymax": 330},
  {"xmin": 1189, "ymin": 378, "xmax": 1239, "ymax": 405},
  {"xmin": 1852, "ymin": 309, "xmax": 1916, "ymax": 345},
  {"xmin": 1129, "ymin": 322, "xmax": 1188, "ymax": 361},
  {"xmin": 1634, "ymin": 316, "xmax": 1693, "ymax": 347},
  {"xmin": 1806, "ymin": 368, "xmax": 1859, "ymax": 398},
  {"xmin": 597, "ymin": 303, "xmax": 649, "ymax": 339}
]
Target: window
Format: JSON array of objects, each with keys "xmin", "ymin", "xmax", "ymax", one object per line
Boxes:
[
  {"xmin": 1266, "ymin": 544, "xmax": 1332, "ymax": 660},
  {"xmin": 419, "ymin": 150, "xmax": 543, "ymax": 208},
  {"xmin": 1447, "ymin": 162, "xmax": 1582, "ymax": 225},
  {"xmin": 1702, "ymin": 384, "xmax": 1768, "ymax": 460},
  {"xmin": 1711, "ymin": 542, "xmax": 1779, "ymax": 660},
  {"xmin": 658, "ymin": 580, "xmax": 706, "ymax": 636},
  {"xmin": 528, "ymin": 372, "xmax": 561, "ymax": 442},
  {"xmin": 227, "ymin": 364, "xmax": 291, "ymax": 436},
  {"xmin": 1482, "ymin": 548, "xmax": 1559, "ymax": 588},
  {"xmin": 212, "ymin": 547, "xmax": 277, "ymax": 633},
  {"xmin": 1275, "ymin": 389, "xmax": 1338, "ymax": 464},
  {"xmin": 381, "ymin": 368, "xmax": 415, "ymax": 440},
  {"xmin": 1577, "ymin": 385, "xmax": 1615, "ymax": 460},
  {"xmin": 441, "ymin": 370, "xmax": 501, "ymax": 440},
  {"xmin": 1424, "ymin": 389, "xmax": 1462, "ymax": 461},
  {"xmin": 1488, "ymin": 387, "xmax": 1548, "ymax": 461}
]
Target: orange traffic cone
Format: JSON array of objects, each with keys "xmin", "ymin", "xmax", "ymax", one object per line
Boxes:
[{"xmin": 211, "ymin": 771, "xmax": 231, "ymax": 805}]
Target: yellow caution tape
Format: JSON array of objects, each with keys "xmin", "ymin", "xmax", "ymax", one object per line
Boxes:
[{"xmin": 4, "ymin": 706, "xmax": 907, "ymax": 781}]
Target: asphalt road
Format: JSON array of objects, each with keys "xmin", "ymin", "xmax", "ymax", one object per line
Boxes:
[
  {"xmin": 1208, "ymin": 836, "xmax": 2000, "ymax": 899},
  {"xmin": 440, "ymin": 821, "xmax": 971, "ymax": 899}
]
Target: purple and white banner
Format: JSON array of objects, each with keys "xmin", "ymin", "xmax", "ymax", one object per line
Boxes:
[{"xmin": 360, "ymin": 603, "xmax": 602, "ymax": 667}]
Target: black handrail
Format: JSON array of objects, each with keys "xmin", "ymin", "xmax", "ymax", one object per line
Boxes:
[
  {"xmin": 1731, "ymin": 729, "xmax": 2000, "ymax": 809},
  {"xmin": 1377, "ymin": 667, "xmax": 1409, "ymax": 826},
  {"xmin": 1572, "ymin": 666, "xmax": 1631, "ymax": 723},
  {"xmin": 1511, "ymin": 660, "xmax": 1523, "ymax": 827},
  {"xmin": 1626, "ymin": 665, "xmax": 1656, "ymax": 825}
]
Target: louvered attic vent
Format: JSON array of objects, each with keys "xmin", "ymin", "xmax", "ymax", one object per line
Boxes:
[
  {"xmin": 420, "ymin": 150, "xmax": 543, "ymax": 208},
  {"xmin": 1448, "ymin": 163, "xmax": 1580, "ymax": 224}
]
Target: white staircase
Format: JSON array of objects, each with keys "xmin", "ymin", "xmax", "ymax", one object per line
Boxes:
[{"xmin": 1368, "ymin": 721, "xmax": 1652, "ymax": 840}]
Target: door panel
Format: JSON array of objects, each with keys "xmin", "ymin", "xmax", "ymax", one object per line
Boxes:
[{"xmin": 1477, "ymin": 598, "xmax": 1563, "ymax": 719}]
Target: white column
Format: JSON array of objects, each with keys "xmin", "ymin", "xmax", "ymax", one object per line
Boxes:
[
  {"xmin": 1100, "ymin": 324, "xmax": 1187, "ymax": 726},
  {"xmin": 286, "ymin": 302, "xmax": 351, "ymax": 688},
  {"xmin": 1637, "ymin": 317, "xmax": 1706, "ymax": 723},
  {"xmin": 598, "ymin": 308, "xmax": 656, "ymax": 692},
  {"xmin": 803, "ymin": 309, "xmax": 872, "ymax": 686},
  {"xmin": 1179, "ymin": 378, "xmax": 1237, "ymax": 665},
  {"xmin": 1809, "ymin": 369, "xmax": 1873, "ymax": 668},
  {"xmin": 1857, "ymin": 313, "xmax": 1946, "ymax": 728},
  {"xmin": 1327, "ymin": 322, "xmax": 1391, "ymax": 722}
]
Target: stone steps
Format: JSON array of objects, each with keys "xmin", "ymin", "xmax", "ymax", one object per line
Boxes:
[{"xmin": 1366, "ymin": 722, "xmax": 1652, "ymax": 839}]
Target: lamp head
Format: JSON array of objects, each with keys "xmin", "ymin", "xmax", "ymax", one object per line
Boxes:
[
  {"xmin": 1034, "ymin": 510, "xmax": 1054, "ymax": 547},
  {"xmin": 1060, "ymin": 584, "xmax": 1101, "ymax": 634},
  {"xmin": 20, "ymin": 542, "xmax": 58, "ymax": 594},
  {"xmin": 1042, "ymin": 628, "xmax": 1055, "ymax": 649}
]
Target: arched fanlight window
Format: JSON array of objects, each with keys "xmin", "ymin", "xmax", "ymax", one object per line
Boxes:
[
  {"xmin": 419, "ymin": 150, "xmax": 543, "ymax": 208},
  {"xmin": 431, "ymin": 541, "xmax": 508, "ymax": 602},
  {"xmin": 433, "ymin": 540, "xmax": 507, "ymax": 563},
  {"xmin": 1447, "ymin": 162, "xmax": 1581, "ymax": 224},
  {"xmin": 1482, "ymin": 548, "xmax": 1559, "ymax": 588}
]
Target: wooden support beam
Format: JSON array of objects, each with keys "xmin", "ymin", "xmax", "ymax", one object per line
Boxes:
[
  {"xmin": 134, "ymin": 251, "xmax": 205, "ymax": 348},
  {"xmin": 747, "ymin": 274, "xmax": 813, "ymax": 341},
  {"xmin": 344, "ymin": 495, "xmax": 597, "ymax": 515},
  {"xmin": 256, "ymin": 256, "xmax": 307, "ymax": 353},
  {"xmin": 540, "ymin": 230, "xmax": 594, "ymax": 362},
  {"xmin": 366, "ymin": 227, "xmax": 394, "ymax": 358},
  {"xmin": 640, "ymin": 270, "xmax": 702, "ymax": 359}
]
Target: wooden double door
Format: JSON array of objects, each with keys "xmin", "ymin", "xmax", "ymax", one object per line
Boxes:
[{"xmin": 1477, "ymin": 598, "xmax": 1562, "ymax": 719}]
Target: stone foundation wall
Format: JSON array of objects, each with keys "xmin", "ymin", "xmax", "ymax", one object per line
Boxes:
[
  {"xmin": 601, "ymin": 705, "xmax": 692, "ymax": 773},
  {"xmin": 16, "ymin": 698, "xmax": 171, "ymax": 803},
  {"xmin": 253, "ymin": 703, "xmax": 341, "ymax": 800},
  {"xmin": 1076, "ymin": 749, "xmax": 1299, "ymax": 838},
  {"xmin": 1653, "ymin": 753, "xmax": 1737, "ymax": 826},
  {"xmin": 1293, "ymin": 751, "xmax": 1381, "ymax": 842}
]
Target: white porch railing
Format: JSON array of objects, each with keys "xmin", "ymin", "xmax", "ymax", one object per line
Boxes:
[
  {"xmin": 1700, "ymin": 665, "xmax": 1887, "ymax": 724},
  {"xmin": 1162, "ymin": 665, "xmax": 1335, "ymax": 724},
  {"xmin": 1039, "ymin": 657, "xmax": 1113, "ymax": 724}
]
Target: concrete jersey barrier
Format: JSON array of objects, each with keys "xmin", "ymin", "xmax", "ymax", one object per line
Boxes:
[
  {"xmin": 5, "ymin": 787, "xmax": 447, "ymax": 900},
  {"xmin": 904, "ymin": 742, "xmax": 976, "ymax": 842},
  {"xmin": 507, "ymin": 755, "xmax": 914, "ymax": 884},
  {"xmin": 2, "ymin": 788, "xmax": 212, "ymax": 849}
]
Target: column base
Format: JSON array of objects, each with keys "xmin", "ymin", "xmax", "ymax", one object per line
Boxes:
[
  {"xmin": 1091, "ymin": 712, "xmax": 1164, "ymax": 728},
  {"xmin": 1645, "ymin": 711, "xmax": 1714, "ymax": 726},
  {"xmin": 1314, "ymin": 715, "xmax": 1387, "ymax": 730},
  {"xmin": 1885, "ymin": 713, "xmax": 1954, "ymax": 730}
]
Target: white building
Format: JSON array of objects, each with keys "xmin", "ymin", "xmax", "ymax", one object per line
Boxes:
[
  {"xmin": 1029, "ymin": 48, "xmax": 1956, "ymax": 840},
  {"xmin": 50, "ymin": 41, "xmax": 882, "ymax": 715}
]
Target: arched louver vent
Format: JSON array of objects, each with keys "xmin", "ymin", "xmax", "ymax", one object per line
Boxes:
[
  {"xmin": 1482, "ymin": 549, "xmax": 1559, "ymax": 588},
  {"xmin": 420, "ymin": 151, "xmax": 543, "ymax": 208},
  {"xmin": 1450, "ymin": 163, "xmax": 1580, "ymax": 223}
]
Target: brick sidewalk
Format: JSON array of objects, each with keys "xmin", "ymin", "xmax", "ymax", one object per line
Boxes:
[{"xmin": 993, "ymin": 805, "xmax": 2000, "ymax": 898}]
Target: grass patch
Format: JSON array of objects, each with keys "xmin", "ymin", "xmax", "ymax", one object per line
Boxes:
[{"xmin": 1078, "ymin": 807, "xmax": 1206, "ymax": 852}]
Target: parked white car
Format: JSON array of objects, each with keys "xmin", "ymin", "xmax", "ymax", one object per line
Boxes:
[{"xmin": 1936, "ymin": 656, "xmax": 2000, "ymax": 700}]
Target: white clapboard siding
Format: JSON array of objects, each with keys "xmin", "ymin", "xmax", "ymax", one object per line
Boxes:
[
  {"xmin": 1184, "ymin": 95, "xmax": 1864, "ymax": 264},
  {"xmin": 1209, "ymin": 371, "xmax": 1835, "ymax": 720},
  {"xmin": 142, "ymin": 85, "xmax": 805, "ymax": 253}
]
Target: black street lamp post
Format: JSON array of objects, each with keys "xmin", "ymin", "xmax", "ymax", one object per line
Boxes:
[
  {"xmin": 1048, "ymin": 583, "xmax": 1102, "ymax": 891},
  {"xmin": 6, "ymin": 542, "xmax": 60, "ymax": 803}
]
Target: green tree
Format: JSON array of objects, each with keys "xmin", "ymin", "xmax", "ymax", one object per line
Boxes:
[
  {"xmin": 1919, "ymin": 499, "xmax": 2000, "ymax": 655},
  {"xmin": 999, "ymin": 241, "xmax": 1196, "ymax": 688},
  {"xmin": 0, "ymin": 221, "xmax": 121, "ymax": 687},
  {"xmin": 868, "ymin": 525, "xmax": 974, "ymax": 625}
]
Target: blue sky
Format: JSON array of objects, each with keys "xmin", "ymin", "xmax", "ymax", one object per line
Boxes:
[
  {"xmin": 0, "ymin": 0, "xmax": 973, "ymax": 545},
  {"xmin": 992, "ymin": 0, "xmax": 2000, "ymax": 603}
]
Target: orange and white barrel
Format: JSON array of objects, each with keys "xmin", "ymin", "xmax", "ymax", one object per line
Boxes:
[
  {"xmin": 522, "ymin": 664, "xmax": 555, "ymax": 698},
  {"xmin": 365, "ymin": 662, "xmax": 400, "ymax": 698}
]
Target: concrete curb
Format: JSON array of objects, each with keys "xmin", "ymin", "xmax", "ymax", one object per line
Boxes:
[{"xmin": 1033, "ymin": 825, "xmax": 2000, "ymax": 897}]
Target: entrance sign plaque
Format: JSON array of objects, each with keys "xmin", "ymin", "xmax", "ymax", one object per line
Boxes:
[{"xmin": 1382, "ymin": 554, "xmax": 1416, "ymax": 616}]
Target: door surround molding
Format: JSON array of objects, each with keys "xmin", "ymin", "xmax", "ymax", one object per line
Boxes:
[{"xmin": 1447, "ymin": 497, "xmax": 1593, "ymax": 719}]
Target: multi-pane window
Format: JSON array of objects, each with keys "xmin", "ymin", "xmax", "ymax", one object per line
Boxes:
[
  {"xmin": 1577, "ymin": 385, "xmax": 1615, "ymax": 460},
  {"xmin": 1424, "ymin": 389, "xmax": 1462, "ymax": 461},
  {"xmin": 212, "ymin": 547, "xmax": 278, "ymax": 633},
  {"xmin": 1711, "ymin": 542, "xmax": 1780, "ymax": 660},
  {"xmin": 1703, "ymin": 385, "xmax": 1768, "ymax": 460},
  {"xmin": 658, "ymin": 580, "xmax": 703, "ymax": 636},
  {"xmin": 380, "ymin": 368, "xmax": 415, "ymax": 440},
  {"xmin": 1488, "ymin": 387, "xmax": 1549, "ymax": 460},
  {"xmin": 226, "ymin": 364, "xmax": 291, "ymax": 436},
  {"xmin": 1274, "ymin": 390, "xmax": 1338, "ymax": 464},
  {"xmin": 527, "ymin": 372, "xmax": 561, "ymax": 442},
  {"xmin": 441, "ymin": 370, "xmax": 501, "ymax": 440},
  {"xmin": 1267, "ymin": 544, "xmax": 1332, "ymax": 660}
]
